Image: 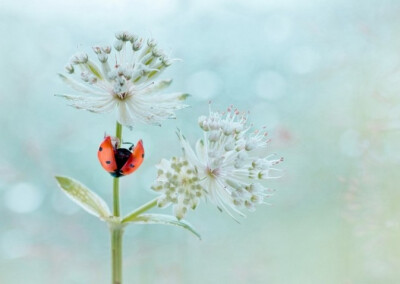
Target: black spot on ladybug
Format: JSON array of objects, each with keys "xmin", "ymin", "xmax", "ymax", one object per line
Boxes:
[
  {"xmin": 99, "ymin": 147, "xmax": 103, "ymax": 151},
  {"xmin": 142, "ymin": 153, "xmax": 144, "ymax": 158},
  {"xmin": 130, "ymin": 164, "xmax": 135, "ymax": 168},
  {"xmin": 106, "ymin": 161, "xmax": 111, "ymax": 164}
]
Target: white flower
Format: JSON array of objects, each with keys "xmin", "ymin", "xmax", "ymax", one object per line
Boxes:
[
  {"xmin": 177, "ymin": 106, "xmax": 283, "ymax": 219},
  {"xmin": 57, "ymin": 31, "xmax": 189, "ymax": 126},
  {"xmin": 151, "ymin": 157, "xmax": 206, "ymax": 220}
]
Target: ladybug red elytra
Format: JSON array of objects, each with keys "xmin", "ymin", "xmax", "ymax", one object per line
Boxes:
[{"xmin": 97, "ymin": 136, "xmax": 144, "ymax": 178}]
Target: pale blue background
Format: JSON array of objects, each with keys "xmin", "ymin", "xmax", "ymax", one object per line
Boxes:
[{"xmin": 1, "ymin": 0, "xmax": 400, "ymax": 283}]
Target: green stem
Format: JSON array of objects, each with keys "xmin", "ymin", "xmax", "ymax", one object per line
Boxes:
[
  {"xmin": 122, "ymin": 198, "xmax": 158, "ymax": 223},
  {"xmin": 113, "ymin": 178, "xmax": 120, "ymax": 217},
  {"xmin": 115, "ymin": 122, "xmax": 122, "ymax": 142},
  {"xmin": 113, "ymin": 122, "xmax": 122, "ymax": 217},
  {"xmin": 111, "ymin": 228, "xmax": 123, "ymax": 284},
  {"xmin": 112, "ymin": 121, "xmax": 123, "ymax": 284}
]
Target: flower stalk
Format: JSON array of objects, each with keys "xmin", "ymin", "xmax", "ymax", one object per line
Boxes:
[
  {"xmin": 111, "ymin": 121, "xmax": 123, "ymax": 284},
  {"xmin": 111, "ymin": 228, "xmax": 123, "ymax": 284},
  {"xmin": 122, "ymin": 198, "xmax": 158, "ymax": 223},
  {"xmin": 113, "ymin": 122, "xmax": 122, "ymax": 216}
]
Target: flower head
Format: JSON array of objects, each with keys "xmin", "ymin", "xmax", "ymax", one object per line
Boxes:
[
  {"xmin": 58, "ymin": 31, "xmax": 189, "ymax": 126},
  {"xmin": 152, "ymin": 105, "xmax": 283, "ymax": 220},
  {"xmin": 151, "ymin": 157, "xmax": 206, "ymax": 220}
]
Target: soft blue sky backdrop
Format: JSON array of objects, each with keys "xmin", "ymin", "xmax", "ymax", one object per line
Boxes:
[{"xmin": 1, "ymin": 0, "xmax": 400, "ymax": 283}]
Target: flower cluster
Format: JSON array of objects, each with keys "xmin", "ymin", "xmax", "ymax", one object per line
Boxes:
[
  {"xmin": 58, "ymin": 31, "xmax": 188, "ymax": 127},
  {"xmin": 152, "ymin": 106, "xmax": 283, "ymax": 220},
  {"xmin": 151, "ymin": 157, "xmax": 206, "ymax": 220}
]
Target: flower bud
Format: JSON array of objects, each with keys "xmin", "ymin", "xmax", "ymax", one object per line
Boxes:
[
  {"xmin": 116, "ymin": 31, "xmax": 133, "ymax": 42},
  {"xmin": 151, "ymin": 47, "xmax": 162, "ymax": 58},
  {"xmin": 97, "ymin": 53, "xmax": 108, "ymax": 63},
  {"xmin": 157, "ymin": 196, "xmax": 170, "ymax": 208},
  {"xmin": 65, "ymin": 64, "xmax": 74, "ymax": 74},
  {"xmin": 208, "ymin": 130, "xmax": 219, "ymax": 142},
  {"xmin": 81, "ymin": 72, "xmax": 89, "ymax": 82},
  {"xmin": 92, "ymin": 46, "xmax": 102, "ymax": 54},
  {"xmin": 71, "ymin": 53, "xmax": 88, "ymax": 64},
  {"xmin": 102, "ymin": 45, "xmax": 112, "ymax": 54},
  {"xmin": 132, "ymin": 39, "xmax": 143, "ymax": 51},
  {"xmin": 174, "ymin": 205, "xmax": 187, "ymax": 220},
  {"xmin": 160, "ymin": 57, "xmax": 172, "ymax": 67},
  {"xmin": 114, "ymin": 40, "xmax": 123, "ymax": 51},
  {"xmin": 244, "ymin": 200, "xmax": 256, "ymax": 212},
  {"xmin": 147, "ymin": 38, "xmax": 157, "ymax": 47},
  {"xmin": 245, "ymin": 141, "xmax": 256, "ymax": 151}
]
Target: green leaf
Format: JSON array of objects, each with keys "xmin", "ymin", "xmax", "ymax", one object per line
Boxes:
[
  {"xmin": 55, "ymin": 176, "xmax": 110, "ymax": 220},
  {"xmin": 125, "ymin": 213, "xmax": 201, "ymax": 239}
]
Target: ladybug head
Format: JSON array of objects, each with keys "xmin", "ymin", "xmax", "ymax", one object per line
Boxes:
[{"xmin": 122, "ymin": 141, "xmax": 135, "ymax": 151}]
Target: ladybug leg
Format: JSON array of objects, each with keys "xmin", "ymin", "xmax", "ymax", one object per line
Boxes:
[{"xmin": 122, "ymin": 141, "xmax": 135, "ymax": 150}]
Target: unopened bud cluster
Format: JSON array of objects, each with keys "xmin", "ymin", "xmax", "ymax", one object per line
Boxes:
[{"xmin": 151, "ymin": 157, "xmax": 205, "ymax": 220}]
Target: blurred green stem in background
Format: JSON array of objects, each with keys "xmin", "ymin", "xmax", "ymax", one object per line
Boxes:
[{"xmin": 112, "ymin": 121, "xmax": 123, "ymax": 284}]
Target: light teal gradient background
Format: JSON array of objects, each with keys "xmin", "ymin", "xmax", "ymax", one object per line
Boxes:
[{"xmin": 1, "ymin": 0, "xmax": 400, "ymax": 283}]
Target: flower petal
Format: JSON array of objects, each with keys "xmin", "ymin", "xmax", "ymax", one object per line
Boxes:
[
  {"xmin": 195, "ymin": 139, "xmax": 207, "ymax": 165},
  {"xmin": 142, "ymin": 79, "xmax": 173, "ymax": 94},
  {"xmin": 56, "ymin": 94, "xmax": 116, "ymax": 113},
  {"xmin": 116, "ymin": 102, "xmax": 132, "ymax": 126},
  {"xmin": 176, "ymin": 130, "xmax": 203, "ymax": 169},
  {"xmin": 58, "ymin": 74, "xmax": 105, "ymax": 95}
]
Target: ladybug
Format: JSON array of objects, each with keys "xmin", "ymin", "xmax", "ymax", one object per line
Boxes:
[{"xmin": 97, "ymin": 136, "xmax": 144, "ymax": 178}]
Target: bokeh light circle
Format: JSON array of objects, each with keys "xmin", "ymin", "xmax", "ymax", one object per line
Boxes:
[{"xmin": 4, "ymin": 182, "xmax": 43, "ymax": 213}]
